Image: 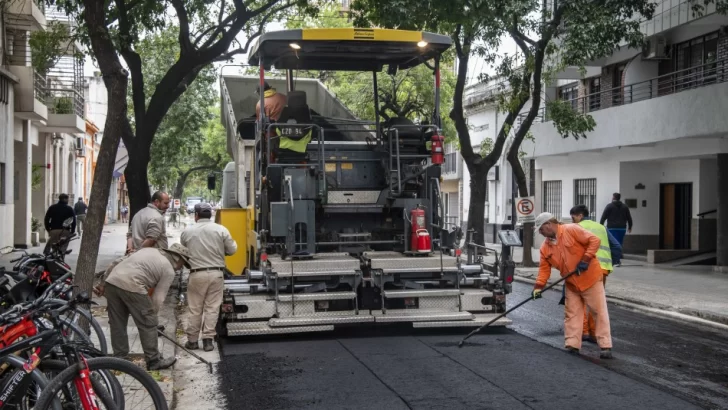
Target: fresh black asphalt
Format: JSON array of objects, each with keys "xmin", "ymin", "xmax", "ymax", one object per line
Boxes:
[{"xmin": 216, "ymin": 282, "xmax": 728, "ymax": 409}]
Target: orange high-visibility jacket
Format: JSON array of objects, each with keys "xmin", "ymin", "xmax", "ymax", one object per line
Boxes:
[
  {"xmin": 536, "ymin": 223, "xmax": 603, "ymax": 293},
  {"xmin": 255, "ymin": 92, "xmax": 287, "ymax": 122}
]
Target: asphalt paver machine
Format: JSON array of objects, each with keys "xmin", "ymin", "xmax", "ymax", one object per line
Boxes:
[{"xmin": 217, "ymin": 28, "xmax": 513, "ymax": 337}]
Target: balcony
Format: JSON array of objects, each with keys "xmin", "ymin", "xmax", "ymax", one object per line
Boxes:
[
  {"xmin": 6, "ymin": 0, "xmax": 46, "ymax": 30},
  {"xmin": 526, "ymin": 58, "xmax": 728, "ymax": 157},
  {"xmin": 8, "ymin": 53, "xmax": 49, "ymax": 122},
  {"xmin": 442, "ymin": 152, "xmax": 462, "ymax": 180},
  {"xmin": 39, "ymin": 56, "xmax": 85, "ymax": 134}
]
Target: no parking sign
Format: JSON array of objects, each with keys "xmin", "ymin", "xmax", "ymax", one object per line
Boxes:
[{"xmin": 516, "ymin": 197, "xmax": 535, "ymax": 224}]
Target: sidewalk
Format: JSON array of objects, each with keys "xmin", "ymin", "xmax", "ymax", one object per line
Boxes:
[
  {"xmin": 481, "ymin": 243, "xmax": 728, "ymax": 327},
  {"xmin": 1, "ymin": 215, "xmax": 196, "ymax": 408}
]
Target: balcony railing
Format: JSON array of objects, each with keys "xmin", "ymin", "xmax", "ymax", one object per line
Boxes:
[
  {"xmin": 34, "ymin": 71, "xmax": 49, "ymax": 102},
  {"xmin": 45, "ymin": 4, "xmax": 74, "ymax": 24},
  {"xmin": 534, "ymin": 58, "xmax": 728, "ymax": 122},
  {"xmin": 45, "ymin": 55, "xmax": 84, "ymax": 117},
  {"xmin": 46, "ymin": 89, "xmax": 84, "ymax": 116},
  {"xmin": 443, "ymin": 152, "xmax": 459, "ymax": 174}
]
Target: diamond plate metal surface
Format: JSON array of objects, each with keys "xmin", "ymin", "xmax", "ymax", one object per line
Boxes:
[
  {"xmin": 232, "ymin": 296, "xmax": 277, "ymax": 319},
  {"xmin": 374, "ymin": 311, "xmax": 474, "ymax": 323},
  {"xmin": 227, "ymin": 323, "xmax": 334, "ymax": 336},
  {"xmin": 277, "ymin": 291, "xmax": 356, "ymax": 301},
  {"xmin": 383, "ymin": 289, "xmax": 460, "ymax": 298},
  {"xmin": 269, "ymin": 315, "xmax": 375, "ymax": 327},
  {"xmin": 269, "ymin": 254, "xmax": 360, "ymax": 275},
  {"xmin": 366, "ymin": 251, "xmax": 459, "ymax": 272},
  {"xmin": 460, "ymin": 289, "xmax": 496, "ymax": 312},
  {"xmin": 412, "ymin": 313, "xmax": 511, "ymax": 328},
  {"xmin": 419, "ymin": 296, "xmax": 459, "ymax": 311},
  {"xmin": 327, "ymin": 190, "xmax": 380, "ymax": 204}
]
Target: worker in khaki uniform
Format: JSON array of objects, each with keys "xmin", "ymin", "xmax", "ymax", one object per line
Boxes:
[
  {"xmin": 126, "ymin": 191, "xmax": 170, "ymax": 254},
  {"xmin": 569, "ymin": 205, "xmax": 622, "ymax": 343},
  {"xmin": 532, "ymin": 212, "xmax": 613, "ymax": 359},
  {"xmin": 99, "ymin": 243, "xmax": 192, "ymax": 370},
  {"xmin": 180, "ymin": 202, "xmax": 237, "ymax": 352}
]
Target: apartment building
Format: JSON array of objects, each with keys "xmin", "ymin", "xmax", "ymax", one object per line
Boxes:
[
  {"xmin": 522, "ymin": 0, "xmax": 728, "ymax": 263},
  {"xmin": 2, "ymin": 1, "xmax": 86, "ymax": 247}
]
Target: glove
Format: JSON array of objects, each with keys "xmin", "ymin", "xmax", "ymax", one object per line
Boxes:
[
  {"xmin": 577, "ymin": 261, "xmax": 589, "ymax": 273},
  {"xmin": 532, "ymin": 289, "xmax": 542, "ymax": 300}
]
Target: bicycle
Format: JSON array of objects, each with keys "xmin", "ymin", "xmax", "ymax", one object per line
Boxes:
[{"xmin": 0, "ymin": 273, "xmax": 168, "ymax": 410}]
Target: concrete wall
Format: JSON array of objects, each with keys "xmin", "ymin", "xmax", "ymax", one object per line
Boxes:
[
  {"xmin": 0, "ymin": 75, "xmax": 15, "ymax": 248},
  {"xmin": 525, "ymin": 82, "xmax": 728, "ymax": 157}
]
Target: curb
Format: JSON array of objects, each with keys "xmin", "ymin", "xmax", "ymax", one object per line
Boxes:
[{"xmin": 512, "ymin": 275, "xmax": 728, "ymax": 332}]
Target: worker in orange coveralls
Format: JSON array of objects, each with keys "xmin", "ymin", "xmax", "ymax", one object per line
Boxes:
[{"xmin": 531, "ymin": 212, "xmax": 613, "ymax": 359}]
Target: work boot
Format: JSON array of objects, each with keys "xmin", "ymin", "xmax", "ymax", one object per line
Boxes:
[
  {"xmin": 147, "ymin": 356, "xmax": 176, "ymax": 371},
  {"xmin": 565, "ymin": 346, "xmax": 579, "ymax": 355},
  {"xmin": 185, "ymin": 340, "xmax": 199, "ymax": 350},
  {"xmin": 600, "ymin": 348, "xmax": 613, "ymax": 359},
  {"xmin": 203, "ymin": 339, "xmax": 214, "ymax": 352}
]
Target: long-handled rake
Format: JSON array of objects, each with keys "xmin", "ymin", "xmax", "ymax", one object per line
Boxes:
[{"xmin": 458, "ymin": 270, "xmax": 579, "ymax": 347}]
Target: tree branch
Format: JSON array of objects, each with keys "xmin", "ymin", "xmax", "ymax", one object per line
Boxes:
[
  {"xmin": 105, "ymin": 0, "xmax": 142, "ymax": 25},
  {"xmin": 449, "ymin": 28, "xmax": 475, "ymax": 165},
  {"xmin": 171, "ymin": 0, "xmax": 194, "ymax": 55},
  {"xmin": 210, "ymin": 3, "xmax": 290, "ymax": 62}
]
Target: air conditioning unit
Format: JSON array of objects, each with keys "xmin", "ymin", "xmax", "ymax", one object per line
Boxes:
[
  {"xmin": 75, "ymin": 145, "xmax": 87, "ymax": 157},
  {"xmin": 642, "ymin": 36, "xmax": 669, "ymax": 60},
  {"xmin": 75, "ymin": 136, "xmax": 84, "ymax": 150}
]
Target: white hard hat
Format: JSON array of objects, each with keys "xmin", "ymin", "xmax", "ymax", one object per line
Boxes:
[{"xmin": 534, "ymin": 212, "xmax": 554, "ymax": 231}]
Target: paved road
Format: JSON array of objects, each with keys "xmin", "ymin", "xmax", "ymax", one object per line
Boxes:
[{"xmin": 218, "ymin": 282, "xmax": 728, "ymax": 410}]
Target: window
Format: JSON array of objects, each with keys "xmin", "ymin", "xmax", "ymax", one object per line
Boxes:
[
  {"xmin": 558, "ymin": 84, "xmax": 578, "ymax": 110},
  {"xmin": 573, "ymin": 178, "xmax": 597, "ymax": 220},
  {"xmin": 543, "ymin": 180, "xmax": 562, "ymax": 217},
  {"xmin": 0, "ymin": 163, "xmax": 5, "ymax": 204},
  {"xmin": 672, "ymin": 31, "xmax": 719, "ymax": 90},
  {"xmin": 588, "ymin": 77, "xmax": 601, "ymax": 111}
]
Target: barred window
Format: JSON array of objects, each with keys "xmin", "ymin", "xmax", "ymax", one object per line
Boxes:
[
  {"xmin": 543, "ymin": 180, "xmax": 562, "ymax": 217},
  {"xmin": 574, "ymin": 178, "xmax": 597, "ymax": 220}
]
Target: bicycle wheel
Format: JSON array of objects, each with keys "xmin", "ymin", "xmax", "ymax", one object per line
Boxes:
[
  {"xmin": 0, "ymin": 354, "xmax": 63, "ymax": 410},
  {"xmin": 46, "ymin": 299, "xmax": 109, "ymax": 355},
  {"xmin": 39, "ymin": 360, "xmax": 120, "ymax": 410},
  {"xmin": 34, "ymin": 357, "xmax": 168, "ymax": 410}
]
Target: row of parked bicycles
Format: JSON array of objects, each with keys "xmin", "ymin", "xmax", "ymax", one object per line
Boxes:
[{"xmin": 0, "ymin": 217, "xmax": 168, "ymax": 409}]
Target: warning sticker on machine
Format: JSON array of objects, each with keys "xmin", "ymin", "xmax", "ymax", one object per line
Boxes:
[
  {"xmin": 325, "ymin": 163, "xmax": 336, "ymax": 172},
  {"xmin": 341, "ymin": 163, "xmax": 353, "ymax": 170}
]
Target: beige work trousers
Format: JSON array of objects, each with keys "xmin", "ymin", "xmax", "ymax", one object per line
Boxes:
[
  {"xmin": 564, "ymin": 279, "xmax": 612, "ymax": 350},
  {"xmin": 186, "ymin": 269, "xmax": 224, "ymax": 342}
]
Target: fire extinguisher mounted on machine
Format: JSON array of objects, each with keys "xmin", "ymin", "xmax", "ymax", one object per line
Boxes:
[
  {"xmin": 410, "ymin": 205, "xmax": 432, "ymax": 254},
  {"xmin": 430, "ymin": 131, "xmax": 445, "ymax": 165}
]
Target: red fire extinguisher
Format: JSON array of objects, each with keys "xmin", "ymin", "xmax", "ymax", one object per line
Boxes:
[
  {"xmin": 431, "ymin": 133, "xmax": 445, "ymax": 165},
  {"xmin": 410, "ymin": 205, "xmax": 432, "ymax": 253}
]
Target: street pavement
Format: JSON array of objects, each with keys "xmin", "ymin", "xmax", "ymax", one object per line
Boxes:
[{"xmin": 215, "ymin": 281, "xmax": 728, "ymax": 409}]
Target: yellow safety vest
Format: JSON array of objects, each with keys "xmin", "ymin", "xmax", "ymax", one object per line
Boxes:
[
  {"xmin": 275, "ymin": 126, "xmax": 312, "ymax": 153},
  {"xmin": 579, "ymin": 219, "xmax": 613, "ymax": 272}
]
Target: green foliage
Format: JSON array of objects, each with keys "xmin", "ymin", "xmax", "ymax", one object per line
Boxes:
[
  {"xmin": 31, "ymin": 165, "xmax": 43, "ymax": 191},
  {"xmin": 52, "ymin": 97, "xmax": 74, "ymax": 114},
  {"xmin": 29, "ymin": 21, "xmax": 71, "ymax": 73},
  {"xmin": 31, "ymin": 217, "xmax": 41, "ymax": 233},
  {"xmin": 546, "ymin": 99, "xmax": 596, "ymax": 140},
  {"xmin": 135, "ymin": 26, "xmax": 219, "ymax": 190}
]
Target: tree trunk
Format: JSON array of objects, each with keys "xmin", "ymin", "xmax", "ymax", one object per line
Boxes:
[
  {"xmin": 75, "ymin": 0, "xmax": 131, "ymax": 296},
  {"xmin": 124, "ymin": 148, "xmax": 152, "ymax": 222},
  {"xmin": 467, "ymin": 167, "xmax": 489, "ymax": 246},
  {"xmin": 173, "ymin": 163, "xmax": 220, "ymax": 199},
  {"xmin": 508, "ymin": 156, "xmax": 537, "ymax": 267}
]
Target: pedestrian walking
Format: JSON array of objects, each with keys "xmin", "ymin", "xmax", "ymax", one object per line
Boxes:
[
  {"xmin": 532, "ymin": 212, "xmax": 613, "ymax": 359},
  {"xmin": 126, "ymin": 191, "xmax": 171, "ymax": 254},
  {"xmin": 43, "ymin": 193, "xmax": 76, "ymax": 255},
  {"xmin": 599, "ymin": 193, "xmax": 633, "ymax": 250},
  {"xmin": 180, "ymin": 203, "xmax": 237, "ymax": 352},
  {"xmin": 74, "ymin": 198, "xmax": 88, "ymax": 236},
  {"xmin": 566, "ymin": 205, "xmax": 622, "ymax": 343},
  {"xmin": 96, "ymin": 243, "xmax": 192, "ymax": 370},
  {"xmin": 120, "ymin": 205, "xmax": 129, "ymax": 223}
]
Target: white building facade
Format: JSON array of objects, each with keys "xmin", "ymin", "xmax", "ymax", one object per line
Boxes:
[
  {"xmin": 1, "ymin": 2, "xmax": 86, "ymax": 248},
  {"xmin": 521, "ymin": 1, "xmax": 728, "ymax": 260}
]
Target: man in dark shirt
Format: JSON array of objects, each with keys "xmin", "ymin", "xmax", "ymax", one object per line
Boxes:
[
  {"xmin": 74, "ymin": 198, "xmax": 88, "ymax": 236},
  {"xmin": 599, "ymin": 193, "xmax": 633, "ymax": 248},
  {"xmin": 43, "ymin": 193, "xmax": 76, "ymax": 255}
]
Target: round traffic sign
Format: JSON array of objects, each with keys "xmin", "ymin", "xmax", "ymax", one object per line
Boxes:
[{"xmin": 517, "ymin": 198, "xmax": 534, "ymax": 215}]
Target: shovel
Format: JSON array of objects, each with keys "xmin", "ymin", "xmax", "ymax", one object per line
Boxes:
[{"xmin": 458, "ymin": 269, "xmax": 579, "ymax": 347}]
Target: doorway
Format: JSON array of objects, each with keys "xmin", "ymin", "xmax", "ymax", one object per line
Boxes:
[{"xmin": 659, "ymin": 183, "xmax": 692, "ymax": 249}]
